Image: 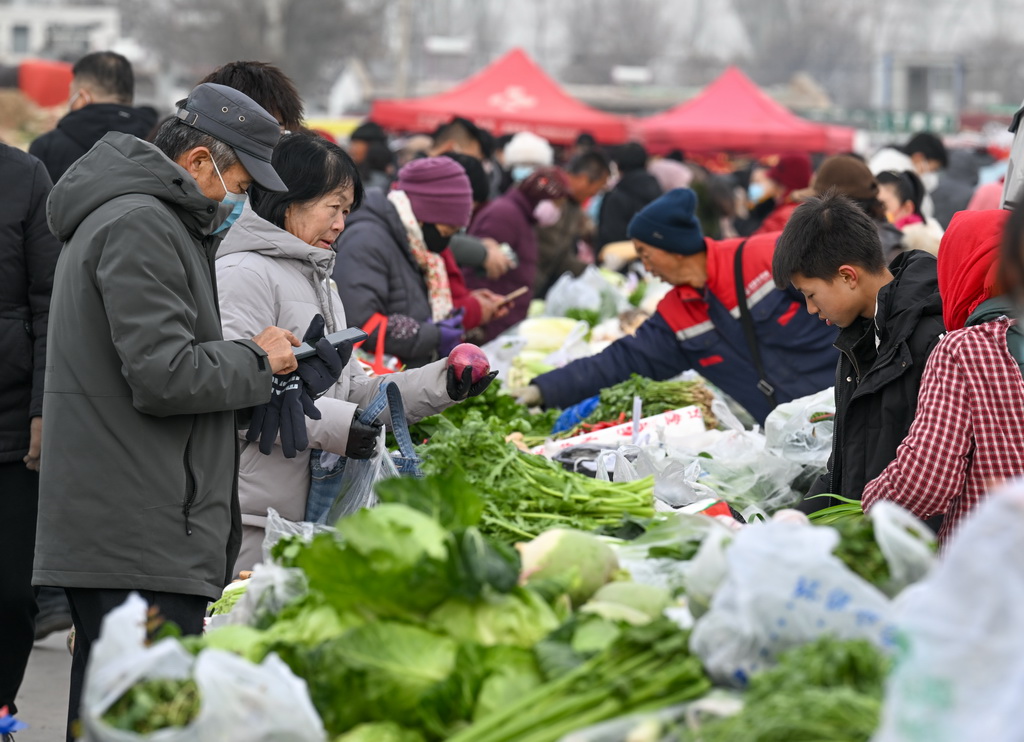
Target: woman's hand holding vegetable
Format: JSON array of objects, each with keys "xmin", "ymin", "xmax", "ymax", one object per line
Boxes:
[{"xmin": 447, "ymin": 343, "xmax": 498, "ymax": 401}]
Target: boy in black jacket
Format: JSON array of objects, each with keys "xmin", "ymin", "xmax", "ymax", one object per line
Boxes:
[{"xmin": 772, "ymin": 191, "xmax": 945, "ymax": 509}]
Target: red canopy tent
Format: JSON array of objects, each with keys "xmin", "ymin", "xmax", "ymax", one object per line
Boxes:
[
  {"xmin": 370, "ymin": 49, "xmax": 629, "ymax": 146},
  {"xmin": 638, "ymin": 66, "xmax": 854, "ymax": 155}
]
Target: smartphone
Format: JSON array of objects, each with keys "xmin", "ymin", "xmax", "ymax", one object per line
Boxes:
[
  {"xmin": 293, "ymin": 327, "xmax": 368, "ymax": 361},
  {"xmin": 498, "ymin": 286, "xmax": 529, "ymax": 308}
]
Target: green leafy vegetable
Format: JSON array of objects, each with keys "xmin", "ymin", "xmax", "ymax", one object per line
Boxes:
[
  {"xmin": 102, "ymin": 678, "xmax": 200, "ymax": 734},
  {"xmin": 418, "ymin": 413, "xmax": 655, "ymax": 542},
  {"xmin": 428, "ymin": 589, "xmax": 560, "ymax": 648}
]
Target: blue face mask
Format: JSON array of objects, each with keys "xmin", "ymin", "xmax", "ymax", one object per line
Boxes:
[
  {"xmin": 210, "ymin": 157, "xmax": 248, "ymax": 235},
  {"xmin": 511, "ymin": 165, "xmax": 535, "ymax": 183},
  {"xmin": 747, "ymin": 182, "xmax": 767, "ymax": 204}
]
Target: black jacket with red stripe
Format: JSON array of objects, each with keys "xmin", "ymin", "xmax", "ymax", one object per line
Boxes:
[{"xmin": 533, "ymin": 232, "xmax": 839, "ymax": 424}]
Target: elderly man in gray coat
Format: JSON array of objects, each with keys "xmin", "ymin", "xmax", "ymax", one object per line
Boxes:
[{"xmin": 36, "ymin": 83, "xmax": 304, "ymax": 740}]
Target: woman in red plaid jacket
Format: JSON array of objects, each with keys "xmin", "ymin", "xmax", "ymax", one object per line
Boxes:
[{"xmin": 862, "ymin": 208, "xmax": 1024, "ymax": 544}]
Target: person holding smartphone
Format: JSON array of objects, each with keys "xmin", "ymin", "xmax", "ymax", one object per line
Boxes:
[{"xmin": 216, "ymin": 133, "xmax": 480, "ymax": 573}]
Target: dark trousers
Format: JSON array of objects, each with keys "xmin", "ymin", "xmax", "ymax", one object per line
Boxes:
[
  {"xmin": 0, "ymin": 461, "xmax": 39, "ymax": 715},
  {"xmin": 65, "ymin": 587, "xmax": 208, "ymax": 742}
]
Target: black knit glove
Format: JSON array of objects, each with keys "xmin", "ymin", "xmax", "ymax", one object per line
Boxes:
[{"xmin": 247, "ymin": 373, "xmax": 320, "ymax": 458}]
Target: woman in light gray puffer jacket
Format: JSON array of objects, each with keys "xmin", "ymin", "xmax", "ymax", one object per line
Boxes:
[{"xmin": 217, "ymin": 134, "xmax": 455, "ymax": 573}]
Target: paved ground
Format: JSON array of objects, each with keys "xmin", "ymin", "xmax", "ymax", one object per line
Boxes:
[{"xmin": 16, "ymin": 633, "xmax": 71, "ymax": 741}]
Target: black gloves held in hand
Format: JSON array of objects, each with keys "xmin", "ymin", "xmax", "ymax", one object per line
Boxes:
[
  {"xmin": 247, "ymin": 372, "xmax": 321, "ymax": 458},
  {"xmin": 446, "ymin": 366, "xmax": 499, "ymax": 401},
  {"xmin": 296, "ymin": 314, "xmax": 349, "ymax": 400},
  {"xmin": 346, "ymin": 408, "xmax": 383, "ymax": 460}
]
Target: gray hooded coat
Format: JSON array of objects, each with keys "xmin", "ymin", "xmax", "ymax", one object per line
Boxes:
[
  {"xmin": 216, "ymin": 203, "xmax": 452, "ymax": 573},
  {"xmin": 34, "ymin": 132, "xmax": 273, "ymax": 600}
]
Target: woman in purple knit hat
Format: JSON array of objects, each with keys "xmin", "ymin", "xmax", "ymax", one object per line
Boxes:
[{"xmin": 333, "ymin": 156, "xmax": 475, "ymax": 367}]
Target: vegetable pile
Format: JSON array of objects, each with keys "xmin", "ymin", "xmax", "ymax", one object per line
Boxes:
[
  {"xmin": 160, "ymin": 478, "xmax": 706, "ymax": 742},
  {"xmin": 556, "ymin": 375, "xmax": 718, "ymax": 438},
  {"xmin": 417, "ymin": 412, "xmax": 656, "ymax": 541},
  {"xmin": 103, "ymin": 679, "xmax": 200, "ymax": 734},
  {"xmin": 686, "ymin": 637, "xmax": 889, "ymax": 742}
]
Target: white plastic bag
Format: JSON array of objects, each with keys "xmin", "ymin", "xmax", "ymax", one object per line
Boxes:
[
  {"xmin": 262, "ymin": 507, "xmax": 336, "ymax": 566},
  {"xmin": 218, "ymin": 561, "xmax": 308, "ymax": 628},
  {"xmin": 690, "ymin": 521, "xmax": 896, "ymax": 687},
  {"xmin": 868, "ymin": 501, "xmax": 936, "ymax": 594},
  {"xmin": 872, "ymin": 482, "xmax": 1024, "ymax": 742},
  {"xmin": 544, "ymin": 266, "xmax": 628, "ymax": 322},
  {"xmin": 763, "ymin": 387, "xmax": 835, "ymax": 467},
  {"xmin": 82, "ymin": 594, "xmax": 326, "ymax": 742}
]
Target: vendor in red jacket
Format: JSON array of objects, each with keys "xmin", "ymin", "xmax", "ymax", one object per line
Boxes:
[
  {"xmin": 752, "ymin": 153, "xmax": 813, "ymax": 235},
  {"xmin": 515, "ymin": 188, "xmax": 839, "ymax": 425}
]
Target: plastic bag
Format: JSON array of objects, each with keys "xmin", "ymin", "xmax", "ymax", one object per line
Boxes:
[
  {"xmin": 868, "ymin": 501, "xmax": 936, "ymax": 594},
  {"xmin": 262, "ymin": 507, "xmax": 335, "ymax": 567},
  {"xmin": 82, "ymin": 594, "xmax": 326, "ymax": 742},
  {"xmin": 872, "ymin": 483, "xmax": 1024, "ymax": 742},
  {"xmin": 690, "ymin": 521, "xmax": 896, "ymax": 687},
  {"xmin": 326, "ymin": 426, "xmax": 387, "ymax": 523},
  {"xmin": 216, "ymin": 561, "xmax": 309, "ymax": 628},
  {"xmin": 763, "ymin": 387, "xmax": 835, "ymax": 468},
  {"xmin": 544, "ymin": 266, "xmax": 628, "ymax": 323},
  {"xmin": 558, "ymin": 693, "xmax": 743, "ymax": 742}
]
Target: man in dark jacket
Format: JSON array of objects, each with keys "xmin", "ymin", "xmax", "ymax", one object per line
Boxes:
[
  {"xmin": 37, "ymin": 83, "xmax": 304, "ymax": 740},
  {"xmin": 596, "ymin": 142, "xmax": 662, "ymax": 249},
  {"xmin": 772, "ymin": 191, "xmax": 946, "ymax": 509},
  {"xmin": 0, "ymin": 145, "xmax": 62, "ymax": 719},
  {"xmin": 516, "ymin": 188, "xmax": 839, "ymax": 425},
  {"xmin": 28, "ymin": 50, "xmax": 156, "ymax": 183}
]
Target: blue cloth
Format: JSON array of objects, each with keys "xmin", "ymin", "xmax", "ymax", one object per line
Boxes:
[{"xmin": 551, "ymin": 395, "xmax": 600, "ymax": 433}]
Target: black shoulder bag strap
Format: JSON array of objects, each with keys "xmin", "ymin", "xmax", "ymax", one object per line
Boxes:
[{"xmin": 733, "ymin": 239, "xmax": 778, "ymax": 407}]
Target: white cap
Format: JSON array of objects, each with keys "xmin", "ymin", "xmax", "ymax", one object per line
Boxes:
[{"xmin": 503, "ymin": 132, "xmax": 554, "ymax": 167}]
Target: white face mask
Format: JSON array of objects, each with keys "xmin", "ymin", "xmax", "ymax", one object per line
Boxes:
[
  {"xmin": 210, "ymin": 156, "xmax": 248, "ymax": 235},
  {"xmin": 919, "ymin": 170, "xmax": 939, "ymax": 192}
]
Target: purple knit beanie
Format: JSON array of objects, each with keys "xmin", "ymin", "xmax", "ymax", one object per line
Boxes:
[{"xmin": 394, "ymin": 157, "xmax": 473, "ymax": 227}]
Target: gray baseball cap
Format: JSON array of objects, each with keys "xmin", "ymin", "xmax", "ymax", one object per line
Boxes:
[{"xmin": 175, "ymin": 82, "xmax": 288, "ymax": 192}]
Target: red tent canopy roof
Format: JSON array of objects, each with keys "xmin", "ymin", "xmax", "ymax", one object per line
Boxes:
[
  {"xmin": 370, "ymin": 48, "xmax": 629, "ymax": 146},
  {"xmin": 638, "ymin": 66, "xmax": 854, "ymax": 155},
  {"xmin": 18, "ymin": 59, "xmax": 73, "ymax": 108}
]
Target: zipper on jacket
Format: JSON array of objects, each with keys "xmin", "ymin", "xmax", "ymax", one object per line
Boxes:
[{"xmin": 182, "ymin": 432, "xmax": 197, "ymax": 536}]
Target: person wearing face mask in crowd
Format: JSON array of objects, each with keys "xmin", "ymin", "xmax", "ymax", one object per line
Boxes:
[
  {"xmin": 215, "ymin": 133, "xmax": 468, "ymax": 574},
  {"xmin": 29, "ymin": 51, "xmax": 157, "ymax": 184},
  {"xmin": 502, "ymin": 131, "xmax": 555, "ymax": 186},
  {"xmin": 876, "ymin": 170, "xmax": 944, "ymax": 256},
  {"xmin": 751, "ymin": 153, "xmax": 813, "ymax": 235},
  {"xmin": 515, "ymin": 188, "xmax": 839, "ymax": 426},
  {"xmin": 333, "ymin": 157, "xmax": 475, "ymax": 368},
  {"xmin": 463, "ymin": 167, "xmax": 571, "ymax": 342},
  {"xmin": 34, "ymin": 83, "xmax": 309, "ymax": 740},
  {"xmin": 534, "ymin": 150, "xmax": 612, "ymax": 295}
]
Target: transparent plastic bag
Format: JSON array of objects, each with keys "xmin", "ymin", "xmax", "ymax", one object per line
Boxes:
[
  {"xmin": 873, "ymin": 483, "xmax": 1024, "ymax": 742},
  {"xmin": 262, "ymin": 507, "xmax": 335, "ymax": 566},
  {"xmin": 869, "ymin": 501, "xmax": 937, "ymax": 594},
  {"xmin": 690, "ymin": 521, "xmax": 895, "ymax": 687},
  {"xmin": 763, "ymin": 387, "xmax": 835, "ymax": 468},
  {"xmin": 218, "ymin": 561, "xmax": 309, "ymax": 628},
  {"xmin": 82, "ymin": 594, "xmax": 326, "ymax": 742},
  {"xmin": 544, "ymin": 266, "xmax": 628, "ymax": 322},
  {"xmin": 325, "ymin": 426, "xmax": 387, "ymax": 523}
]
